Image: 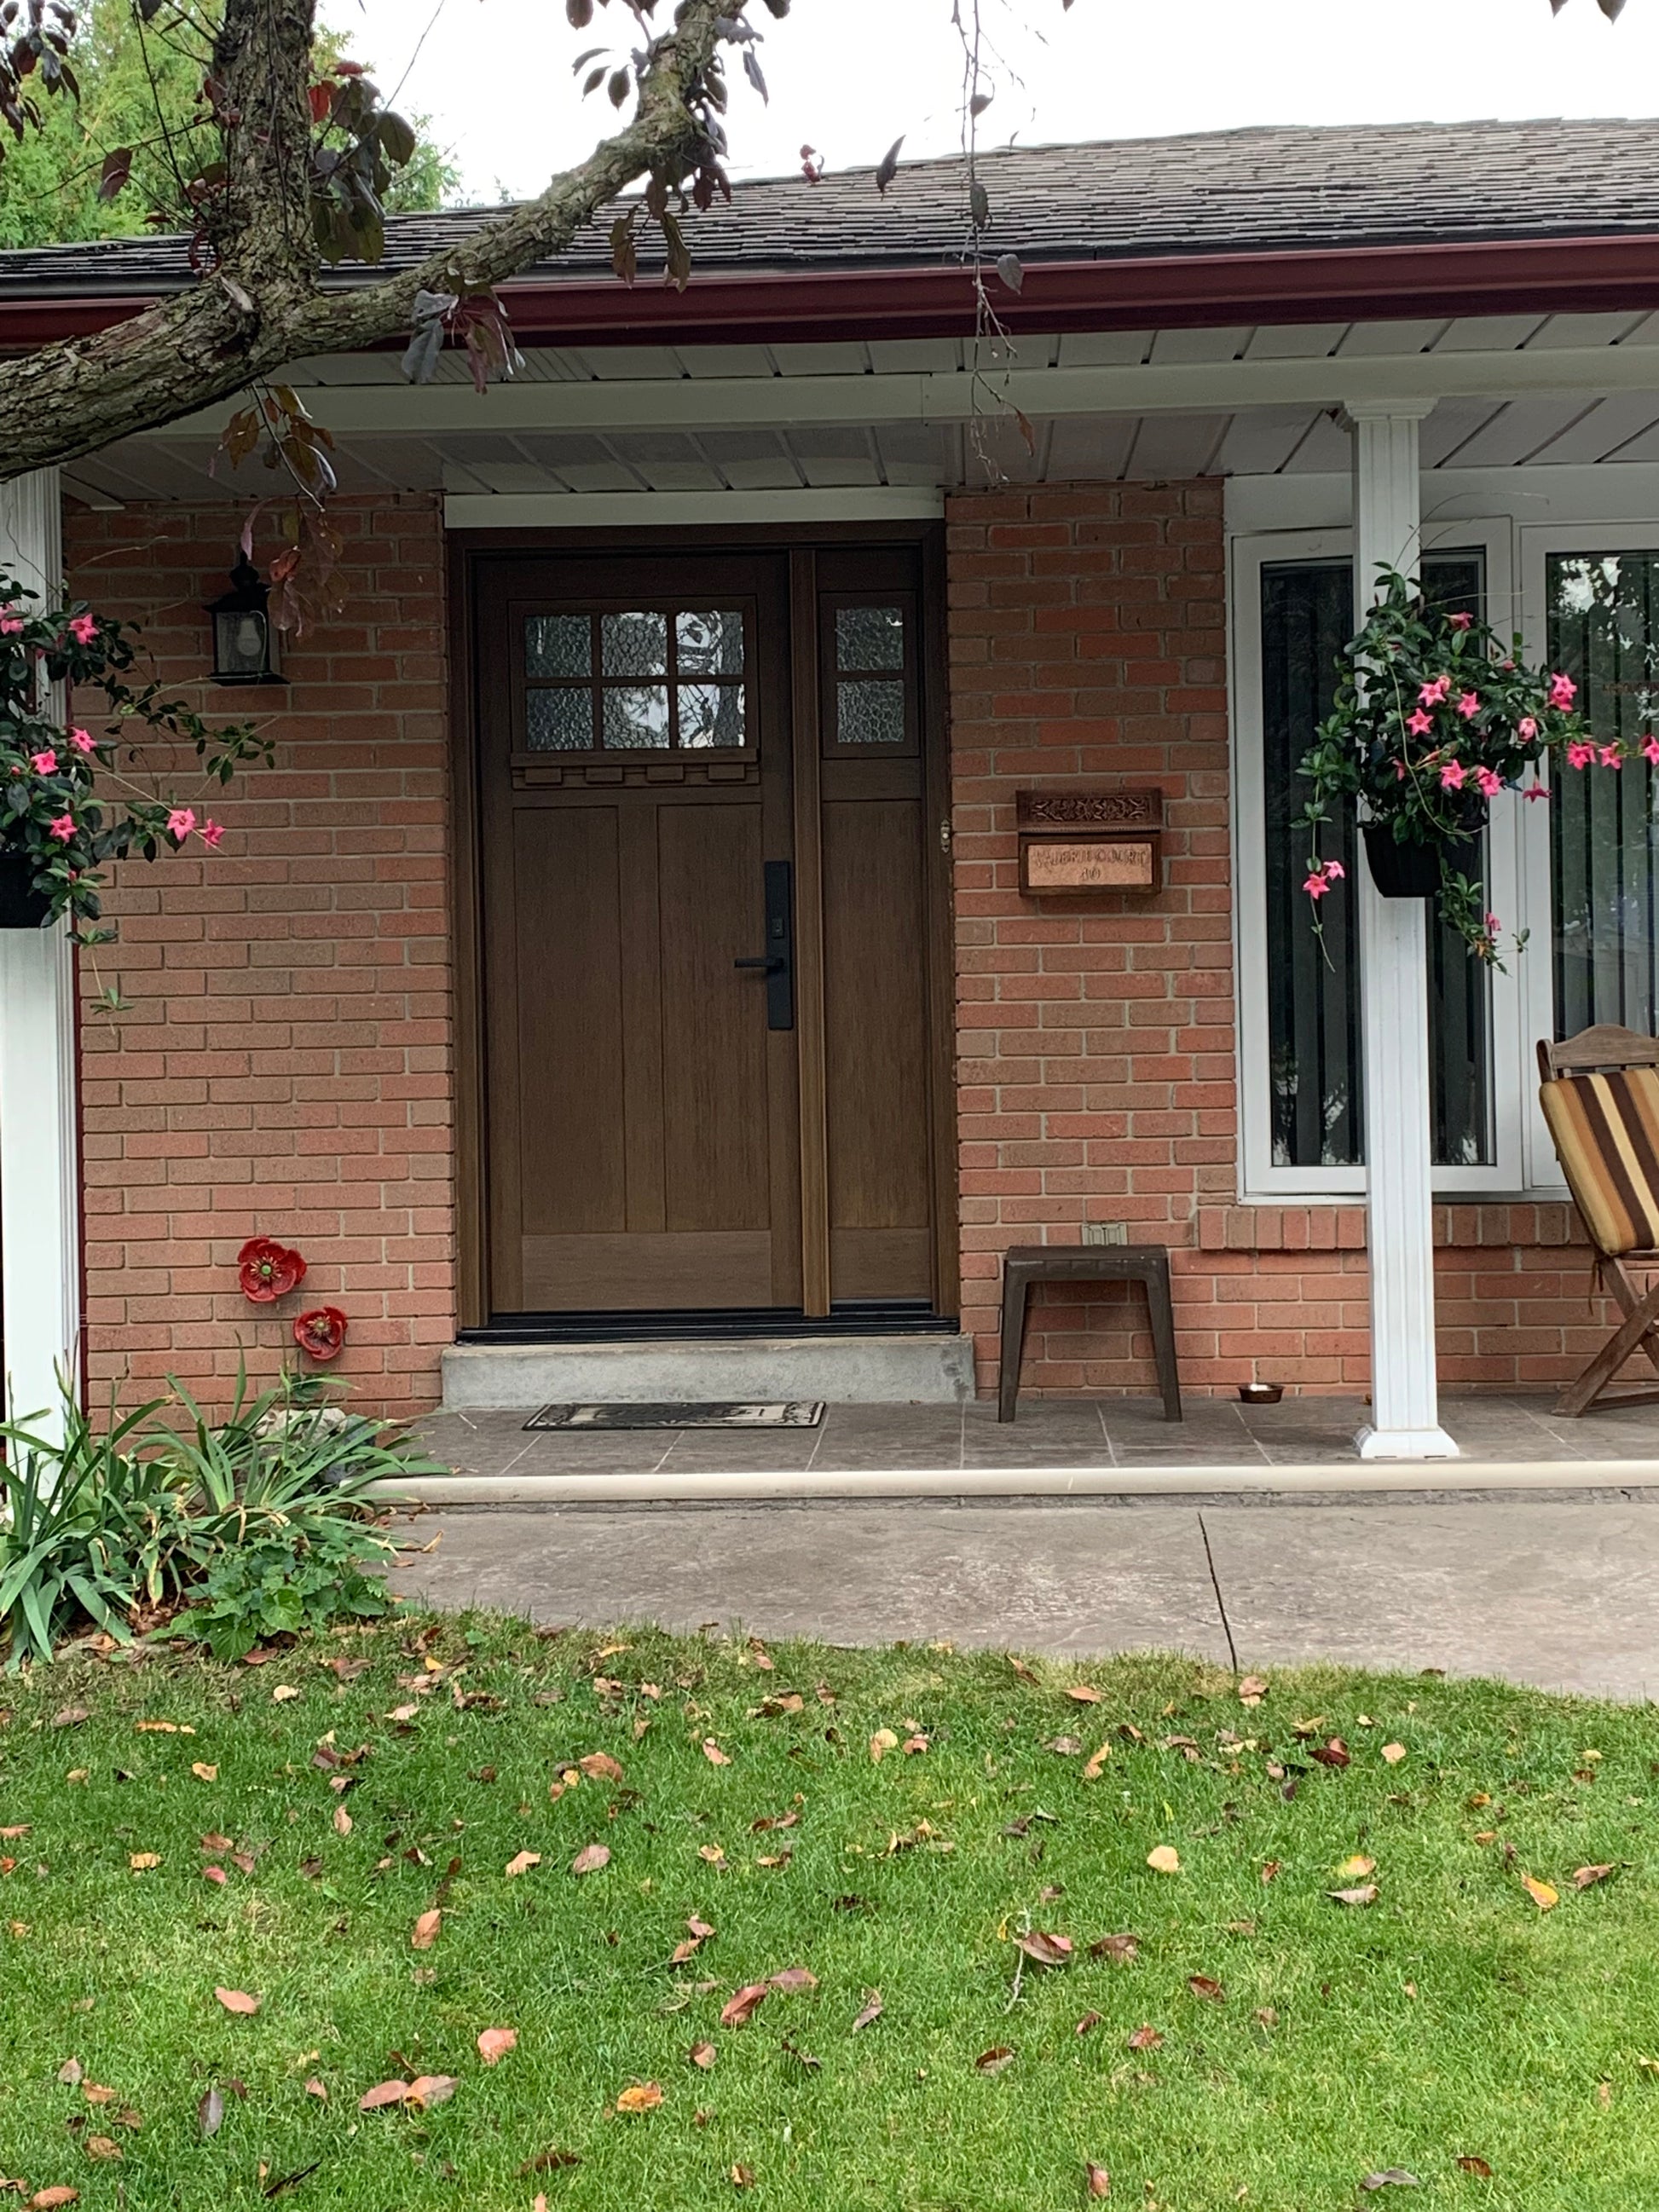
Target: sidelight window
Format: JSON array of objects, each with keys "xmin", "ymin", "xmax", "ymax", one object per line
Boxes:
[{"xmin": 827, "ymin": 599, "xmax": 914, "ymax": 751}]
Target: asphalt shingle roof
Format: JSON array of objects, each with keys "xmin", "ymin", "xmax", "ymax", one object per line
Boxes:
[{"xmin": 1, "ymin": 118, "xmax": 1655, "ymax": 297}]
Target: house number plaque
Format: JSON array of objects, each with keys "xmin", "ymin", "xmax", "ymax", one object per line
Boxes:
[{"xmin": 1016, "ymin": 787, "xmax": 1164, "ymax": 896}]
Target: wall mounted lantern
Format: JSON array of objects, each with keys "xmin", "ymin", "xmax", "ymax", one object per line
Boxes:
[{"xmin": 207, "ymin": 554, "xmax": 284, "ymax": 685}]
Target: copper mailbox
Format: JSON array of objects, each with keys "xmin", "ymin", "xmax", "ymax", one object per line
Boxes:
[{"xmin": 1016, "ymin": 787, "xmax": 1164, "ymax": 896}]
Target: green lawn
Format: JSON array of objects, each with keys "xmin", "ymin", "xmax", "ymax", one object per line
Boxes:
[{"xmin": 1, "ymin": 1616, "xmax": 1656, "ymax": 2210}]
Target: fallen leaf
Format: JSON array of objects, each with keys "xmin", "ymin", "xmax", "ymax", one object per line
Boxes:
[
  {"xmin": 29, "ymin": 2191, "xmax": 78, "ymax": 2209},
  {"xmin": 1522, "ymin": 1874, "xmax": 1559, "ymax": 1911},
  {"xmin": 1574, "ymin": 1863, "xmax": 1616, "ymax": 1890},
  {"xmin": 579, "ymin": 1753, "xmax": 624, "ymax": 1782},
  {"xmin": 358, "ymin": 2080, "xmax": 410, "ymax": 2112},
  {"xmin": 769, "ymin": 1966, "xmax": 818, "ymax": 1992},
  {"xmin": 869, "ymin": 1730, "xmax": 899, "ymax": 1763},
  {"xmin": 1336, "ymin": 1855, "xmax": 1377, "ymax": 1880},
  {"xmin": 1456, "ymin": 2157, "xmax": 1493, "ymax": 2178},
  {"xmin": 615, "ymin": 2082, "xmax": 663, "ymax": 2113},
  {"xmin": 201, "ymin": 1832, "xmax": 234, "ymax": 1851},
  {"xmin": 1381, "ymin": 1742, "xmax": 1407, "ymax": 1764},
  {"xmin": 697, "ymin": 1844, "xmax": 726, "ymax": 1866},
  {"xmin": 408, "ymin": 2075, "xmax": 457, "ymax": 2111},
  {"xmin": 1311, "ymin": 1737, "xmax": 1350, "ymax": 1768},
  {"xmin": 198, "ymin": 2088, "xmax": 224, "ymax": 2139},
  {"xmin": 505, "ymin": 1851, "xmax": 541, "ymax": 1878},
  {"xmin": 332, "ymin": 1806, "xmax": 352, "ymax": 1837},
  {"xmin": 974, "ymin": 2046, "xmax": 1016, "ymax": 2074},
  {"xmin": 477, "ymin": 2028, "xmax": 517, "ymax": 2065},
  {"xmin": 851, "ymin": 1991, "xmax": 882, "ymax": 2033},
  {"xmin": 1044, "ymin": 1736, "xmax": 1083, "ymax": 1756},
  {"xmin": 1014, "ymin": 1932, "xmax": 1072, "ymax": 1967},
  {"xmin": 518, "ymin": 2150, "xmax": 581, "ymax": 2176},
  {"xmin": 56, "ymin": 2059, "xmax": 83, "ymax": 2086},
  {"xmin": 686, "ymin": 1915, "xmax": 716, "ymax": 1939},
  {"xmin": 902, "ymin": 1735, "xmax": 929, "ymax": 1756},
  {"xmin": 1187, "ymin": 1974, "xmax": 1225, "ymax": 2004},
  {"xmin": 720, "ymin": 1984, "xmax": 769, "ymax": 2029},
  {"xmin": 1126, "ymin": 2024, "xmax": 1164, "ymax": 2051},
  {"xmin": 1360, "ymin": 2174, "xmax": 1419, "ymax": 2192},
  {"xmin": 1086, "ymin": 2163, "xmax": 1112, "ymax": 2199},
  {"xmin": 1329, "ymin": 1884, "xmax": 1379, "ymax": 1907},
  {"xmin": 191, "ymin": 1764, "xmax": 218, "ymax": 1782},
  {"xmin": 1083, "ymin": 1744, "xmax": 1111, "ymax": 1781},
  {"xmin": 410, "ymin": 1909, "xmax": 442, "ymax": 1949},
  {"xmin": 1009, "ymin": 1657, "xmax": 1040, "ymax": 1684},
  {"xmin": 1074, "ymin": 2010, "xmax": 1102, "ymax": 2036},
  {"xmin": 570, "ymin": 1843, "xmax": 610, "ymax": 1877},
  {"xmin": 51, "ymin": 1707, "xmax": 90, "ymax": 1729},
  {"xmin": 1066, "ymin": 1685, "xmax": 1104, "ymax": 1705},
  {"xmin": 82, "ymin": 2086, "xmax": 115, "ymax": 2105},
  {"xmin": 1237, "ymin": 1676, "xmax": 1268, "ymax": 1706},
  {"xmin": 304, "ymin": 2079, "xmax": 327, "ymax": 2101},
  {"xmin": 1146, "ymin": 1846, "xmax": 1181, "ymax": 1875},
  {"xmin": 690, "ymin": 2041, "xmax": 716, "ymax": 2070},
  {"xmin": 730, "ymin": 2165, "xmax": 756, "ymax": 2189},
  {"xmin": 1260, "ymin": 1860, "xmax": 1281, "ymax": 1884},
  {"xmin": 271, "ymin": 1685, "xmax": 300, "ymax": 1704},
  {"xmin": 84, "ymin": 2143, "xmax": 121, "ymax": 2163},
  {"xmin": 1089, "ymin": 1933, "xmax": 1140, "ymax": 1964},
  {"xmin": 128, "ymin": 1853, "xmax": 159, "ymax": 1871},
  {"xmin": 702, "ymin": 1739, "xmax": 731, "ymax": 1767},
  {"xmin": 214, "ymin": 1989, "xmax": 260, "ymax": 2015}
]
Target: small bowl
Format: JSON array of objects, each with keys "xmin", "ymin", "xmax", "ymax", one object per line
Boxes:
[{"xmin": 1238, "ymin": 1382, "xmax": 1284, "ymax": 1406}]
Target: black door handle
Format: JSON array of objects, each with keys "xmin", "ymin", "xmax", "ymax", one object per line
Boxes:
[{"xmin": 732, "ymin": 859, "xmax": 794, "ymax": 1030}]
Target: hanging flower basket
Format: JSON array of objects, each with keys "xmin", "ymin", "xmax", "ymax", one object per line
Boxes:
[{"xmin": 1297, "ymin": 570, "xmax": 1607, "ymax": 962}]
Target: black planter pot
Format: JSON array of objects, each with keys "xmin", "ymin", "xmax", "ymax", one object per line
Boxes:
[
  {"xmin": 1361, "ymin": 800, "xmax": 1487, "ymax": 901},
  {"xmin": 0, "ymin": 850, "xmax": 54, "ymax": 931}
]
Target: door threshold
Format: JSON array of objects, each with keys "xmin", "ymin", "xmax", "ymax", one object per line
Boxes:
[{"xmin": 459, "ymin": 1302, "xmax": 959, "ymax": 1344}]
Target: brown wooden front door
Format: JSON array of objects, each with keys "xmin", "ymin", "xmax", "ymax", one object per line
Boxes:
[{"xmin": 473, "ymin": 541, "xmax": 946, "ymax": 1325}]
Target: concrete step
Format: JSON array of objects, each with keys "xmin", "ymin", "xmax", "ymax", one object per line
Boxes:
[{"xmin": 441, "ymin": 1332, "xmax": 976, "ymax": 1411}]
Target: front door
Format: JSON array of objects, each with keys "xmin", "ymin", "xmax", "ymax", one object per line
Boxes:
[{"xmin": 473, "ymin": 542, "xmax": 945, "ymax": 1327}]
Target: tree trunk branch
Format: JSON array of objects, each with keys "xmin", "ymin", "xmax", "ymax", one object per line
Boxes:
[{"xmin": 0, "ymin": 0, "xmax": 731, "ymax": 484}]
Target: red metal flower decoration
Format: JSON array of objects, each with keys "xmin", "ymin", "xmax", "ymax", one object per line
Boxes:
[
  {"xmin": 238, "ymin": 1235, "xmax": 307, "ymax": 1303},
  {"xmin": 293, "ymin": 1306, "xmax": 347, "ymax": 1362}
]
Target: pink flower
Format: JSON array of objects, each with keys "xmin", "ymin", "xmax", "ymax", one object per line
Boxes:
[
  {"xmin": 1566, "ymin": 741, "xmax": 1595, "ymax": 770},
  {"xmin": 199, "ymin": 818, "xmax": 225, "ymax": 850},
  {"xmin": 1484, "ymin": 912, "xmax": 1500, "ymax": 933},
  {"xmin": 47, "ymin": 812, "xmax": 74, "ymax": 842},
  {"xmin": 1475, "ymin": 766, "xmax": 1502, "ymax": 798},
  {"xmin": 1419, "ymin": 677, "xmax": 1450, "ymax": 707},
  {"xmin": 1304, "ymin": 871, "xmax": 1330, "ymax": 899},
  {"xmin": 29, "ymin": 750, "xmax": 55, "ymax": 775},
  {"xmin": 1448, "ymin": 612, "xmax": 1473, "ymax": 631},
  {"xmin": 68, "ymin": 726, "xmax": 95, "ymax": 754},
  {"xmin": 166, "ymin": 806, "xmax": 196, "ymax": 840},
  {"xmin": 1523, "ymin": 782, "xmax": 1550, "ymax": 802},
  {"xmin": 1549, "ymin": 673, "xmax": 1578, "ymax": 710},
  {"xmin": 1518, "ymin": 717, "xmax": 1537, "ymax": 741},
  {"xmin": 67, "ymin": 613, "xmax": 96, "ymax": 645},
  {"xmin": 1600, "ymin": 745, "xmax": 1622, "ymax": 770},
  {"xmin": 1323, "ymin": 859, "xmax": 1345, "ymax": 881},
  {"xmin": 1406, "ymin": 709, "xmax": 1435, "ymax": 737},
  {"xmin": 0, "ymin": 618, "xmax": 22, "ymax": 637},
  {"xmin": 1438, "ymin": 760, "xmax": 1465, "ymax": 791},
  {"xmin": 1645, "ymin": 739, "xmax": 1659, "ymax": 768},
  {"xmin": 1456, "ymin": 691, "xmax": 1480, "ymax": 720}
]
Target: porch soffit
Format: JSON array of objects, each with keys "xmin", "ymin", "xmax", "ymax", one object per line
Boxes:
[{"xmin": 65, "ymin": 311, "xmax": 1659, "ymax": 510}]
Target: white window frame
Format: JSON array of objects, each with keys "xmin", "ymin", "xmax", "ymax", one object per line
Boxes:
[
  {"xmin": 1231, "ymin": 516, "xmax": 1529, "ymax": 1199},
  {"xmin": 1518, "ymin": 520, "xmax": 1659, "ymax": 1189}
]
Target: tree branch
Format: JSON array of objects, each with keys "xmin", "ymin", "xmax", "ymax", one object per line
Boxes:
[{"xmin": 0, "ymin": 0, "xmax": 732, "ymax": 484}]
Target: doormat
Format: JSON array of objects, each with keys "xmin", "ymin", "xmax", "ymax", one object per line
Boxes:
[{"xmin": 523, "ymin": 1401, "xmax": 825, "ymax": 1432}]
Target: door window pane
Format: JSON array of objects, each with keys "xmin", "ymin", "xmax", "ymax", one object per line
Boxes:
[
  {"xmin": 836, "ymin": 677, "xmax": 906, "ymax": 747},
  {"xmin": 836, "ymin": 604, "xmax": 905, "ymax": 671},
  {"xmin": 1548, "ymin": 552, "xmax": 1659, "ymax": 1036},
  {"xmin": 676, "ymin": 609, "xmax": 744, "ymax": 677},
  {"xmin": 678, "ymin": 681, "xmax": 746, "ymax": 748},
  {"xmin": 525, "ymin": 689, "xmax": 594, "ymax": 752},
  {"xmin": 1259, "ymin": 554, "xmax": 1493, "ymax": 1169},
  {"xmin": 601, "ymin": 610, "xmax": 668, "ymax": 679},
  {"xmin": 520, "ymin": 603, "xmax": 751, "ymax": 754},
  {"xmin": 524, "ymin": 614, "xmax": 591, "ymax": 678},
  {"xmin": 602, "ymin": 685, "xmax": 671, "ymax": 749}
]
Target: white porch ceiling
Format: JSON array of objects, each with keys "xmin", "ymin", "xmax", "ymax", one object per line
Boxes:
[{"xmin": 65, "ymin": 312, "xmax": 1659, "ymax": 509}]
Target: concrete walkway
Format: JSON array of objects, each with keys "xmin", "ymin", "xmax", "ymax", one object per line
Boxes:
[{"xmin": 389, "ymin": 1491, "xmax": 1659, "ymax": 1702}]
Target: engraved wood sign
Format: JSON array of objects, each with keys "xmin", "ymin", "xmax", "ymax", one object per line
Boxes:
[{"xmin": 1016, "ymin": 786, "xmax": 1164, "ymax": 896}]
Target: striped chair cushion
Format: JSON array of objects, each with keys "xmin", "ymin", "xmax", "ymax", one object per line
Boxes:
[{"xmin": 1540, "ymin": 1066, "xmax": 1659, "ymax": 1256}]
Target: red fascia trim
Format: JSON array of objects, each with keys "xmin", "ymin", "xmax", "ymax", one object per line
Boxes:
[{"xmin": 5, "ymin": 233, "xmax": 1659, "ymax": 351}]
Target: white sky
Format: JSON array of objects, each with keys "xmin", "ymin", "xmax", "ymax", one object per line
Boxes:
[{"xmin": 316, "ymin": 0, "xmax": 1659, "ymax": 205}]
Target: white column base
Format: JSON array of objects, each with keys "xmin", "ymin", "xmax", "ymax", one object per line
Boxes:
[{"xmin": 1355, "ymin": 1421, "xmax": 1460, "ymax": 1461}]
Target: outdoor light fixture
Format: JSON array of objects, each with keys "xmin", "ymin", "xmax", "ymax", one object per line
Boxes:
[{"xmin": 207, "ymin": 554, "xmax": 283, "ymax": 685}]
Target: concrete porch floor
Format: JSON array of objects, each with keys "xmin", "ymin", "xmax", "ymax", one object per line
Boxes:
[{"xmin": 412, "ymin": 1389, "xmax": 1659, "ymax": 1482}]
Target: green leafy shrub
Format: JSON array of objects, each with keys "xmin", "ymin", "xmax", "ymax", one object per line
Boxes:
[{"xmin": 0, "ymin": 1370, "xmax": 444, "ymax": 1668}]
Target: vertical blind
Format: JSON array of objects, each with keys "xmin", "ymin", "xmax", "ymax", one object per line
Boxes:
[
  {"xmin": 1549, "ymin": 553, "xmax": 1659, "ymax": 1038},
  {"xmin": 1259, "ymin": 554, "xmax": 1493, "ymax": 1170}
]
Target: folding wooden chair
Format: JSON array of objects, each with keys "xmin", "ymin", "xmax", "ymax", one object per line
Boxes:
[{"xmin": 1537, "ymin": 1024, "xmax": 1659, "ymax": 1417}]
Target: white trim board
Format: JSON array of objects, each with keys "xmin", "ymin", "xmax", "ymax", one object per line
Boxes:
[{"xmin": 443, "ymin": 488, "xmax": 945, "ymax": 529}]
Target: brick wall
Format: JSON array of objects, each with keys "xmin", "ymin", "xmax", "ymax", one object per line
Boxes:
[
  {"xmin": 65, "ymin": 494, "xmax": 454, "ymax": 1418},
  {"xmin": 944, "ymin": 481, "xmax": 1608, "ymax": 1399}
]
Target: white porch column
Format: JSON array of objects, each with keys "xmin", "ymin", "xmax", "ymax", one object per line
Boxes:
[
  {"xmin": 0, "ymin": 468, "xmax": 80, "ymax": 1435},
  {"xmin": 1347, "ymin": 404, "xmax": 1457, "ymax": 1460}
]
